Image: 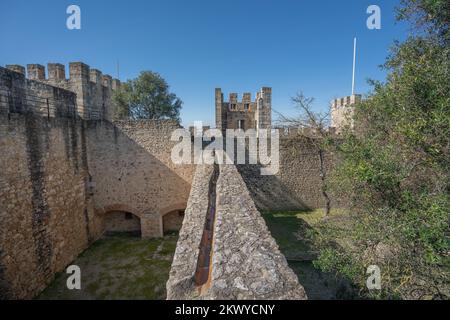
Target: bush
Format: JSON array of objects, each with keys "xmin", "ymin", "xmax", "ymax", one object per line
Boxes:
[{"xmin": 313, "ymin": 0, "xmax": 449, "ymax": 299}]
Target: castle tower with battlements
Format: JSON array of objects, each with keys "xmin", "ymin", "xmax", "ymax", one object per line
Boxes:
[
  {"xmin": 4, "ymin": 62, "xmax": 120, "ymax": 121},
  {"xmin": 330, "ymin": 94, "xmax": 362, "ymax": 133},
  {"xmin": 215, "ymin": 87, "xmax": 272, "ymax": 132}
]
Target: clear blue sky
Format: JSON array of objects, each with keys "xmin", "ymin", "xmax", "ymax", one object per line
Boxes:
[{"xmin": 0, "ymin": 0, "xmax": 409, "ymax": 127}]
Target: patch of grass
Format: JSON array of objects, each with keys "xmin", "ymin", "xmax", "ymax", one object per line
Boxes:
[
  {"xmin": 262, "ymin": 209, "xmax": 357, "ymax": 299},
  {"xmin": 37, "ymin": 233, "xmax": 178, "ymax": 300}
]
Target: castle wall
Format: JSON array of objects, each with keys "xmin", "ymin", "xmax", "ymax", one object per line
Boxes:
[
  {"xmin": 85, "ymin": 120, "xmax": 195, "ymax": 238},
  {"xmin": 0, "ymin": 116, "xmax": 195, "ymax": 299},
  {"xmin": 104, "ymin": 212, "xmax": 141, "ymax": 234},
  {"xmin": 0, "ymin": 113, "xmax": 100, "ymax": 299},
  {"xmin": 4, "ymin": 63, "xmax": 120, "ymax": 121},
  {"xmin": 0, "ymin": 66, "xmax": 195, "ymax": 299}
]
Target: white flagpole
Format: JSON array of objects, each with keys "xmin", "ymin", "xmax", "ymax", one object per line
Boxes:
[{"xmin": 352, "ymin": 37, "xmax": 357, "ymax": 95}]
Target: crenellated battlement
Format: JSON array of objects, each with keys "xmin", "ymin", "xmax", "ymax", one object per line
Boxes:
[
  {"xmin": 3, "ymin": 62, "xmax": 121, "ymax": 120},
  {"xmin": 331, "ymin": 94, "xmax": 361, "ymax": 109},
  {"xmin": 330, "ymin": 94, "xmax": 362, "ymax": 133},
  {"xmin": 5, "ymin": 62, "xmax": 120, "ymax": 90},
  {"xmin": 215, "ymin": 87, "xmax": 272, "ymax": 131}
]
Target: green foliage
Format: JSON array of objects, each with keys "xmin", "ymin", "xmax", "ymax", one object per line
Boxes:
[
  {"xmin": 397, "ymin": 0, "xmax": 450, "ymax": 38},
  {"xmin": 314, "ymin": 0, "xmax": 450, "ymax": 299},
  {"xmin": 112, "ymin": 71, "xmax": 182, "ymax": 121}
]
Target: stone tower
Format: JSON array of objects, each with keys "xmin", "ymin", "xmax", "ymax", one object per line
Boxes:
[
  {"xmin": 330, "ymin": 94, "xmax": 361, "ymax": 133},
  {"xmin": 215, "ymin": 87, "xmax": 272, "ymax": 132}
]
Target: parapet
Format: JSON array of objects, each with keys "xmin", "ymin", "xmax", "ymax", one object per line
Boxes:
[
  {"xmin": 69, "ymin": 62, "xmax": 90, "ymax": 83},
  {"xmin": 102, "ymin": 74, "xmax": 113, "ymax": 88},
  {"xmin": 3, "ymin": 62, "xmax": 121, "ymax": 90},
  {"xmin": 6, "ymin": 65, "xmax": 25, "ymax": 75},
  {"xmin": 332, "ymin": 94, "xmax": 362, "ymax": 108},
  {"xmin": 89, "ymin": 69, "xmax": 103, "ymax": 84},
  {"xmin": 217, "ymin": 87, "xmax": 272, "ymax": 104},
  {"xmin": 27, "ymin": 64, "xmax": 45, "ymax": 80},
  {"xmin": 48, "ymin": 63, "xmax": 66, "ymax": 81},
  {"xmin": 2, "ymin": 62, "xmax": 122, "ymax": 120}
]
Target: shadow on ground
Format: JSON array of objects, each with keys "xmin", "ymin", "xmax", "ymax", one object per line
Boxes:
[
  {"xmin": 38, "ymin": 232, "xmax": 178, "ymax": 300},
  {"xmin": 262, "ymin": 211, "xmax": 358, "ymax": 300}
]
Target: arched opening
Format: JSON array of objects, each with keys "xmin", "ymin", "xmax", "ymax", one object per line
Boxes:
[
  {"xmin": 162, "ymin": 209, "xmax": 185, "ymax": 235},
  {"xmin": 104, "ymin": 211, "xmax": 141, "ymax": 237}
]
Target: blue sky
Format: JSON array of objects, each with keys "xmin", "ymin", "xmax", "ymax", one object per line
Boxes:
[{"xmin": 0, "ymin": 0, "xmax": 409, "ymax": 127}]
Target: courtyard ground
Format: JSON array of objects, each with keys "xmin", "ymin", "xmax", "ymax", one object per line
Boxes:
[
  {"xmin": 262, "ymin": 209, "xmax": 358, "ymax": 299},
  {"xmin": 38, "ymin": 232, "xmax": 178, "ymax": 300}
]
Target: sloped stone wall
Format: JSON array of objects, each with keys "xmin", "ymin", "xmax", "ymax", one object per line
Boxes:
[
  {"xmin": 204, "ymin": 164, "xmax": 306, "ymax": 299},
  {"xmin": 167, "ymin": 164, "xmax": 307, "ymax": 300},
  {"xmin": 166, "ymin": 165, "xmax": 214, "ymax": 299}
]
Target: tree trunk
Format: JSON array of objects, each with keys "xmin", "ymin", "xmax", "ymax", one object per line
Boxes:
[{"xmin": 318, "ymin": 149, "xmax": 331, "ymax": 216}]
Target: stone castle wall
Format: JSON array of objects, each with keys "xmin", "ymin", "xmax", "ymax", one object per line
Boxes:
[
  {"xmin": 4, "ymin": 63, "xmax": 120, "ymax": 120},
  {"xmin": 0, "ymin": 116, "xmax": 195, "ymax": 299},
  {"xmin": 0, "ymin": 64, "xmax": 339, "ymax": 300},
  {"xmin": 0, "ymin": 113, "xmax": 100, "ymax": 299},
  {"xmin": 0, "ymin": 66, "xmax": 196, "ymax": 299},
  {"xmin": 0, "ymin": 66, "xmax": 77, "ymax": 118},
  {"xmin": 86, "ymin": 120, "xmax": 195, "ymax": 238}
]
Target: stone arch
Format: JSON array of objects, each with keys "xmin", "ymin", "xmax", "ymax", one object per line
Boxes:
[
  {"xmin": 97, "ymin": 204, "xmax": 143, "ymax": 237},
  {"xmin": 96, "ymin": 204, "xmax": 143, "ymax": 218},
  {"xmin": 159, "ymin": 203, "xmax": 187, "ymax": 235}
]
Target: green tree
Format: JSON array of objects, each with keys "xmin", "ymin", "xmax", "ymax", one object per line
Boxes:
[
  {"xmin": 112, "ymin": 71, "xmax": 182, "ymax": 121},
  {"xmin": 313, "ymin": 0, "xmax": 449, "ymax": 299}
]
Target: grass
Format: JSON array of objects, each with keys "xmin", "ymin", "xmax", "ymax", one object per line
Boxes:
[
  {"xmin": 262, "ymin": 208, "xmax": 357, "ymax": 299},
  {"xmin": 37, "ymin": 232, "xmax": 178, "ymax": 300}
]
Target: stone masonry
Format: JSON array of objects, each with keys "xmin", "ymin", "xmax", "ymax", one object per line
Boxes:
[
  {"xmin": 1, "ymin": 63, "xmax": 340, "ymax": 300},
  {"xmin": 330, "ymin": 94, "xmax": 362, "ymax": 133},
  {"xmin": 0, "ymin": 66, "xmax": 195, "ymax": 299},
  {"xmin": 5, "ymin": 62, "xmax": 121, "ymax": 120},
  {"xmin": 215, "ymin": 87, "xmax": 271, "ymax": 132},
  {"xmin": 167, "ymin": 164, "xmax": 307, "ymax": 299}
]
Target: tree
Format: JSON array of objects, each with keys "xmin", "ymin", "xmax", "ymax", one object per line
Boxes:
[
  {"xmin": 112, "ymin": 71, "xmax": 182, "ymax": 121},
  {"xmin": 276, "ymin": 93, "xmax": 333, "ymax": 216},
  {"xmin": 312, "ymin": 0, "xmax": 449, "ymax": 299}
]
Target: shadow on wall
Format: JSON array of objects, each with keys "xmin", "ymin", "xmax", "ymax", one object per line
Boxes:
[
  {"xmin": 237, "ymin": 136, "xmax": 338, "ymax": 212},
  {"xmin": 104, "ymin": 211, "xmax": 142, "ymax": 237},
  {"xmin": 85, "ymin": 120, "xmax": 193, "ymax": 238},
  {"xmin": 0, "ymin": 113, "xmax": 193, "ymax": 299},
  {"xmin": 236, "ymin": 163, "xmax": 309, "ymax": 212}
]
